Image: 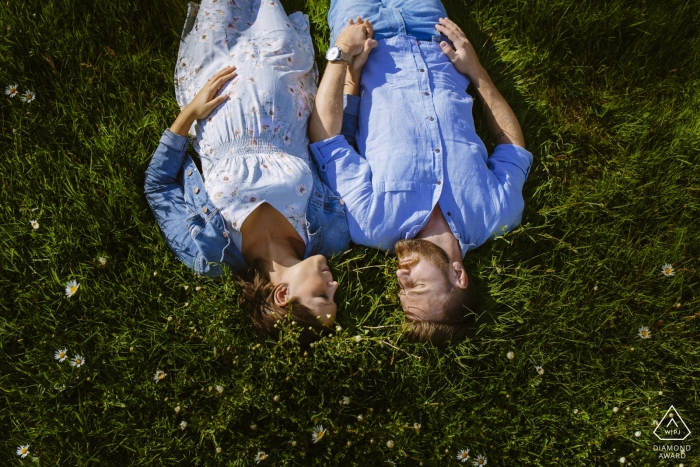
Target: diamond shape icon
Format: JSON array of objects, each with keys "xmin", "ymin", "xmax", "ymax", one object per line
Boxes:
[{"xmin": 654, "ymin": 405, "xmax": 691, "ymax": 441}]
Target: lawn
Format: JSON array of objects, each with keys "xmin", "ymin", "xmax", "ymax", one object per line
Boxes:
[{"xmin": 1, "ymin": 0, "xmax": 699, "ymax": 465}]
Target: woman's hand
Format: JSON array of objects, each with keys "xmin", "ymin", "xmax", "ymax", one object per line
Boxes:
[
  {"xmin": 170, "ymin": 65, "xmax": 238, "ymax": 137},
  {"xmin": 335, "ymin": 17, "xmax": 373, "ymax": 57},
  {"xmin": 341, "ymin": 18, "xmax": 377, "ymax": 96}
]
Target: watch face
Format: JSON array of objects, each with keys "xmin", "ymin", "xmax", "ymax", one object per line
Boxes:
[{"xmin": 326, "ymin": 47, "xmax": 340, "ymax": 61}]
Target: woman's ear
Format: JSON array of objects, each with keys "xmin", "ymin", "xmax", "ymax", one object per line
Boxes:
[{"xmin": 273, "ymin": 283, "xmax": 290, "ymax": 307}]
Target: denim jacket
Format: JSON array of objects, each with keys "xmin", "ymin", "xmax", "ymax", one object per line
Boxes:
[{"xmin": 144, "ymin": 130, "xmax": 351, "ymax": 278}]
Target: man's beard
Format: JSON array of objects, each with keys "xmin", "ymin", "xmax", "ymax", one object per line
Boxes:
[{"xmin": 395, "ymin": 239, "xmax": 450, "ymax": 278}]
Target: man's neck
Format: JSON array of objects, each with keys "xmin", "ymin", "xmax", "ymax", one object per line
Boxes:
[{"xmin": 417, "ymin": 205, "xmax": 463, "ymax": 263}]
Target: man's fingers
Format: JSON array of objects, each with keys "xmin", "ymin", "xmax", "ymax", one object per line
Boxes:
[
  {"xmin": 364, "ymin": 19, "xmax": 374, "ymax": 37},
  {"xmin": 356, "ymin": 16, "xmax": 363, "ymax": 25},
  {"xmin": 439, "ymin": 41, "xmax": 457, "ymax": 61}
]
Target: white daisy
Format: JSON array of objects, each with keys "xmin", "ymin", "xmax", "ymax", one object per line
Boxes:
[
  {"xmin": 255, "ymin": 451, "xmax": 267, "ymax": 464},
  {"xmin": 71, "ymin": 354, "xmax": 85, "ymax": 367},
  {"xmin": 414, "ymin": 423, "xmax": 421, "ymax": 430},
  {"xmin": 65, "ymin": 279, "xmax": 80, "ymax": 298},
  {"xmin": 661, "ymin": 263, "xmax": 674, "ymax": 276},
  {"xmin": 613, "ymin": 407, "xmax": 619, "ymax": 413},
  {"xmin": 354, "ymin": 335, "xmax": 362, "ymax": 342},
  {"xmin": 216, "ymin": 385, "xmax": 224, "ymax": 393},
  {"xmin": 472, "ymin": 454, "xmax": 487, "ymax": 466},
  {"xmin": 97, "ymin": 256, "xmax": 107, "ymax": 266},
  {"xmin": 635, "ymin": 431, "xmax": 641, "ymax": 437},
  {"xmin": 153, "ymin": 370, "xmax": 167, "ymax": 382},
  {"xmin": 357, "ymin": 414, "xmax": 363, "ymax": 421},
  {"xmin": 342, "ymin": 396, "xmax": 350, "ymax": 405},
  {"xmin": 30, "ymin": 219, "xmax": 39, "ymax": 230},
  {"xmin": 216, "ymin": 447, "xmax": 222, "ymax": 454},
  {"xmin": 506, "ymin": 351, "xmax": 514, "ymax": 360},
  {"xmin": 619, "ymin": 457, "xmax": 626, "ymax": 464},
  {"xmin": 16, "ymin": 444, "xmax": 30, "ymax": 458},
  {"xmin": 386, "ymin": 440, "xmax": 394, "ymax": 448},
  {"xmin": 179, "ymin": 420, "xmax": 187, "ymax": 430},
  {"xmin": 535, "ymin": 365, "xmax": 544, "ymax": 375},
  {"xmin": 637, "ymin": 326, "xmax": 651, "ymax": 339},
  {"xmin": 54, "ymin": 348, "xmax": 68, "ymax": 362},
  {"xmin": 174, "ymin": 405, "xmax": 180, "ymax": 413},
  {"xmin": 456, "ymin": 449, "xmax": 470, "ymax": 463},
  {"xmin": 5, "ymin": 84, "xmax": 19, "ymax": 97},
  {"xmin": 20, "ymin": 90, "xmax": 36, "ymax": 103},
  {"xmin": 311, "ymin": 425, "xmax": 326, "ymax": 443}
]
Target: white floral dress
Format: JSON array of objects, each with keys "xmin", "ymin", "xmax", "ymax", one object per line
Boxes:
[{"xmin": 174, "ymin": 0, "xmax": 317, "ymax": 251}]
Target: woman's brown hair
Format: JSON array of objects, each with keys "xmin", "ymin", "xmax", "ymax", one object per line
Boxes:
[{"xmin": 239, "ymin": 259, "xmax": 329, "ymax": 347}]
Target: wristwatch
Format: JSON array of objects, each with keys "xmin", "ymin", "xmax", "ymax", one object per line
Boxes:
[{"xmin": 326, "ymin": 45, "xmax": 354, "ymax": 65}]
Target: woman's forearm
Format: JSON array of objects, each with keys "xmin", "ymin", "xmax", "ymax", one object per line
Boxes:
[
  {"xmin": 469, "ymin": 66, "xmax": 526, "ymax": 148},
  {"xmin": 169, "ymin": 107, "xmax": 197, "ymax": 137}
]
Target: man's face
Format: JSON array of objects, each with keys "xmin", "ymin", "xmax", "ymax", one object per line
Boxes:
[{"xmin": 394, "ymin": 239, "xmax": 453, "ymax": 321}]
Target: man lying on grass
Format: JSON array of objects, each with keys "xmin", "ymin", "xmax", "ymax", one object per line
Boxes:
[{"xmin": 308, "ymin": 0, "xmax": 533, "ymax": 346}]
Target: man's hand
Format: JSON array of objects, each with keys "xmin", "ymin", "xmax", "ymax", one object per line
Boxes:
[
  {"xmin": 344, "ymin": 18, "xmax": 378, "ymax": 96},
  {"xmin": 435, "ymin": 17, "xmax": 483, "ymax": 80},
  {"xmin": 335, "ymin": 17, "xmax": 373, "ymax": 57},
  {"xmin": 170, "ymin": 65, "xmax": 237, "ymax": 136}
]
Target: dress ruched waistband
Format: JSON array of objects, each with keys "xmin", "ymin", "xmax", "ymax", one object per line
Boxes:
[{"xmin": 202, "ymin": 136, "xmax": 309, "ymax": 163}]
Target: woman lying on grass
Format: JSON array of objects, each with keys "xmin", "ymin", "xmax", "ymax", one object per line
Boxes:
[{"xmin": 144, "ymin": 0, "xmax": 352, "ymax": 345}]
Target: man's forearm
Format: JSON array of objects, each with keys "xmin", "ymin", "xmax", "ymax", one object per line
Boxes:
[
  {"xmin": 308, "ymin": 62, "xmax": 348, "ymax": 143},
  {"xmin": 469, "ymin": 66, "xmax": 526, "ymax": 148}
]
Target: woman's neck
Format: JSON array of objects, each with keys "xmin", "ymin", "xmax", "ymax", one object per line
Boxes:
[{"xmin": 240, "ymin": 203, "xmax": 306, "ymax": 272}]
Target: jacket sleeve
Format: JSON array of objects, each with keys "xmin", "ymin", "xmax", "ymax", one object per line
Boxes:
[
  {"xmin": 340, "ymin": 94, "xmax": 360, "ymax": 150},
  {"xmin": 309, "ymin": 134, "xmax": 374, "ymax": 240},
  {"xmin": 144, "ymin": 130, "xmax": 203, "ymax": 273}
]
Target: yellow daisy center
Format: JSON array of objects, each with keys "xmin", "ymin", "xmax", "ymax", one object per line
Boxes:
[
  {"xmin": 75, "ymin": 359, "xmax": 82, "ymax": 364},
  {"xmin": 21, "ymin": 447, "xmax": 28, "ymax": 454},
  {"xmin": 258, "ymin": 454, "xmax": 265, "ymax": 459},
  {"xmin": 70, "ymin": 286, "xmax": 77, "ymax": 293},
  {"xmin": 316, "ymin": 430, "xmax": 324, "ymax": 438},
  {"xmin": 665, "ymin": 268, "xmax": 672, "ymax": 274},
  {"xmin": 460, "ymin": 452, "xmax": 468, "ymax": 458},
  {"xmin": 478, "ymin": 461, "xmax": 484, "ymax": 465},
  {"xmin": 60, "ymin": 352, "xmax": 65, "ymax": 357},
  {"xmin": 158, "ymin": 373, "xmax": 164, "ymax": 379},
  {"xmin": 641, "ymin": 330, "xmax": 648, "ymax": 337}
]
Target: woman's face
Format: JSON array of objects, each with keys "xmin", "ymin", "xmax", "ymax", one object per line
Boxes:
[{"xmin": 274, "ymin": 255, "xmax": 339, "ymax": 325}]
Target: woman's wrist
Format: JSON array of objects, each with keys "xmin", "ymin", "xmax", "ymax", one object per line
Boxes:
[{"xmin": 169, "ymin": 107, "xmax": 196, "ymax": 137}]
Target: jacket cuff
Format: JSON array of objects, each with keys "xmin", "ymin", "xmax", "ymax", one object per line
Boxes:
[
  {"xmin": 309, "ymin": 134, "xmax": 348, "ymax": 172},
  {"xmin": 159, "ymin": 129, "xmax": 190, "ymax": 152},
  {"xmin": 343, "ymin": 94, "xmax": 360, "ymax": 117}
]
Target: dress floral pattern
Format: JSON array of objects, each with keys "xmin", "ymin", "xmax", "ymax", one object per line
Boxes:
[{"xmin": 174, "ymin": 0, "xmax": 317, "ymax": 250}]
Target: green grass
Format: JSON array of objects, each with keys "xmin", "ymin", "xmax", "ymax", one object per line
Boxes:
[{"xmin": 1, "ymin": 0, "xmax": 699, "ymax": 465}]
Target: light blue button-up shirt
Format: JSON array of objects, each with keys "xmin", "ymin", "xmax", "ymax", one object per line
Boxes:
[{"xmin": 309, "ymin": 35, "xmax": 533, "ymax": 256}]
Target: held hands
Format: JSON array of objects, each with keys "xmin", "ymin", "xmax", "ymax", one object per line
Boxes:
[
  {"xmin": 435, "ymin": 18, "xmax": 484, "ymax": 80},
  {"xmin": 335, "ymin": 17, "xmax": 377, "ymax": 61},
  {"xmin": 170, "ymin": 66, "xmax": 237, "ymax": 136}
]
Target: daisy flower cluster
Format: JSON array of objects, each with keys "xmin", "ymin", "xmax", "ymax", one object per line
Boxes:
[
  {"xmin": 54, "ymin": 348, "xmax": 85, "ymax": 367},
  {"xmin": 455, "ymin": 449, "xmax": 488, "ymax": 466},
  {"xmin": 5, "ymin": 84, "xmax": 36, "ymax": 103}
]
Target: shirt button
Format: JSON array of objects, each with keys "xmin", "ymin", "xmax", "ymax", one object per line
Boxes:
[
  {"xmin": 447, "ymin": 212, "xmax": 451, "ymax": 216},
  {"xmin": 187, "ymin": 170, "xmax": 193, "ymax": 176},
  {"xmin": 339, "ymin": 199, "xmax": 345, "ymax": 206},
  {"xmin": 428, "ymin": 116, "xmax": 434, "ymax": 121},
  {"xmin": 436, "ymin": 180, "xmax": 442, "ymax": 185},
  {"xmin": 321, "ymin": 164, "xmax": 326, "ymax": 169},
  {"xmin": 202, "ymin": 206, "xmax": 208, "ymax": 214},
  {"xmin": 194, "ymin": 187, "xmax": 200, "ymax": 194},
  {"xmin": 420, "ymin": 68, "xmax": 425, "ymax": 72},
  {"xmin": 434, "ymin": 148, "xmax": 440, "ymax": 153},
  {"xmin": 423, "ymin": 92, "xmax": 429, "ymax": 96}
]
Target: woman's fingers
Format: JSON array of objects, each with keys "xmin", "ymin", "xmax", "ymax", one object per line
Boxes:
[
  {"xmin": 208, "ymin": 65, "xmax": 237, "ymax": 83},
  {"xmin": 364, "ymin": 19, "xmax": 374, "ymax": 37},
  {"xmin": 214, "ymin": 71, "xmax": 237, "ymax": 90}
]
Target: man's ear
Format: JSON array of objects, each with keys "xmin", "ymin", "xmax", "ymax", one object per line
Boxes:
[
  {"xmin": 452, "ymin": 262, "xmax": 468, "ymax": 289},
  {"xmin": 273, "ymin": 283, "xmax": 290, "ymax": 307}
]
